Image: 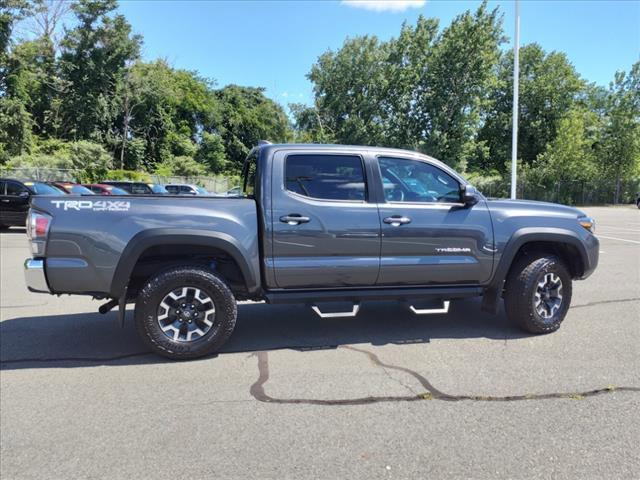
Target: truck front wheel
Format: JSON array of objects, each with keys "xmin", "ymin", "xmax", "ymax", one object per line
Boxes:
[
  {"xmin": 504, "ymin": 254, "xmax": 572, "ymax": 334},
  {"xmin": 134, "ymin": 266, "xmax": 237, "ymax": 360}
]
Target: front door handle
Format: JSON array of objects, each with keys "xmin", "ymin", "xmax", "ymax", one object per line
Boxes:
[
  {"xmin": 383, "ymin": 215, "xmax": 412, "ymax": 226},
  {"xmin": 280, "ymin": 214, "xmax": 310, "ymax": 225}
]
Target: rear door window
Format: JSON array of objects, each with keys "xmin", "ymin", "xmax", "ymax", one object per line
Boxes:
[{"xmin": 285, "ymin": 154, "xmax": 366, "ymax": 201}]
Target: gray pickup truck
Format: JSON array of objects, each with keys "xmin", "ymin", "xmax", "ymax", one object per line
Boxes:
[{"xmin": 24, "ymin": 143, "xmax": 599, "ymax": 359}]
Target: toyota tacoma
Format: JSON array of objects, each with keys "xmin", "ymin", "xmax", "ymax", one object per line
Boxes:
[{"xmin": 23, "ymin": 143, "xmax": 599, "ymax": 359}]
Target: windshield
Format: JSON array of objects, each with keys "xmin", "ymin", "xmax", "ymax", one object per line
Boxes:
[
  {"xmin": 195, "ymin": 186, "xmax": 209, "ymax": 195},
  {"xmin": 27, "ymin": 182, "xmax": 65, "ymax": 195},
  {"xmin": 149, "ymin": 184, "xmax": 168, "ymax": 194},
  {"xmin": 68, "ymin": 185, "xmax": 95, "ymax": 195},
  {"xmin": 108, "ymin": 187, "xmax": 129, "ymax": 195}
]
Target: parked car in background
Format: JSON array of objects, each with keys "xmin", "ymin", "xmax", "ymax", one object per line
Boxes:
[
  {"xmin": 100, "ymin": 181, "xmax": 157, "ymax": 195},
  {"xmin": 164, "ymin": 184, "xmax": 209, "ymax": 195},
  {"xmin": 82, "ymin": 184, "xmax": 130, "ymax": 195},
  {"xmin": 224, "ymin": 186, "xmax": 242, "ymax": 197},
  {"xmin": 47, "ymin": 182, "xmax": 95, "ymax": 195},
  {"xmin": 0, "ymin": 179, "xmax": 64, "ymax": 229},
  {"xmin": 636, "ymin": 192, "xmax": 640, "ymax": 209}
]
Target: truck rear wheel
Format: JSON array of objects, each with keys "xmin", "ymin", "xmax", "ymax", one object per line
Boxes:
[
  {"xmin": 504, "ymin": 254, "xmax": 572, "ymax": 334},
  {"xmin": 134, "ymin": 266, "xmax": 237, "ymax": 360}
]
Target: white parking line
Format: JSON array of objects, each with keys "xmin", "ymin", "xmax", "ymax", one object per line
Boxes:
[
  {"xmin": 597, "ymin": 235, "xmax": 640, "ymax": 245},
  {"xmin": 597, "ymin": 225, "xmax": 640, "ymax": 233}
]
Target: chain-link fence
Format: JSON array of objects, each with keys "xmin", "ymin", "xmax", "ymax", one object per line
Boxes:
[
  {"xmin": 0, "ymin": 168, "xmax": 240, "ymax": 195},
  {"xmin": 476, "ymin": 177, "xmax": 640, "ymax": 205},
  {"xmin": 1, "ymin": 167, "xmax": 638, "ymax": 204}
]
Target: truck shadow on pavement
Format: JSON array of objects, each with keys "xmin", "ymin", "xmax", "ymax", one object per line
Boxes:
[{"xmin": 0, "ymin": 298, "xmax": 524, "ymax": 370}]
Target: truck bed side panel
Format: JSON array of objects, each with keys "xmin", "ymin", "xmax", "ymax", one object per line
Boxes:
[{"xmin": 30, "ymin": 196, "xmax": 259, "ymax": 296}]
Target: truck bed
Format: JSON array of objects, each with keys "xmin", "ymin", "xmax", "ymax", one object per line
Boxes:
[{"xmin": 30, "ymin": 195, "xmax": 259, "ymax": 296}]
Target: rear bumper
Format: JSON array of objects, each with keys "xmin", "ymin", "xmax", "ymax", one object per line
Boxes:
[{"xmin": 24, "ymin": 258, "xmax": 50, "ymax": 293}]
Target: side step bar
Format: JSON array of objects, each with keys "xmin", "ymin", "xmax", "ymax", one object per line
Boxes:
[
  {"xmin": 409, "ymin": 300, "xmax": 450, "ymax": 315},
  {"xmin": 311, "ymin": 303, "xmax": 360, "ymax": 319}
]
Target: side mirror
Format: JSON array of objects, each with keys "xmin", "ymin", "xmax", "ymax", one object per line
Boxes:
[
  {"xmin": 19, "ymin": 191, "xmax": 30, "ymax": 198},
  {"xmin": 460, "ymin": 184, "xmax": 479, "ymax": 206}
]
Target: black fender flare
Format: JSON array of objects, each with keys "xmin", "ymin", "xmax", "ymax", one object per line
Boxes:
[
  {"xmin": 110, "ymin": 229, "xmax": 260, "ymax": 298},
  {"xmin": 481, "ymin": 227, "xmax": 588, "ymax": 313}
]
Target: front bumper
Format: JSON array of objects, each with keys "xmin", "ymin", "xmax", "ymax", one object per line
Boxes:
[
  {"xmin": 24, "ymin": 258, "xmax": 50, "ymax": 293},
  {"xmin": 579, "ymin": 233, "xmax": 600, "ymax": 280}
]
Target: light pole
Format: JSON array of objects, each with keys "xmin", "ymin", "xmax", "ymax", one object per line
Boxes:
[{"xmin": 510, "ymin": 0, "xmax": 520, "ymax": 200}]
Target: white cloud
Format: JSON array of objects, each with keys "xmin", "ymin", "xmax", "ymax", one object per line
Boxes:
[{"xmin": 341, "ymin": 0, "xmax": 425, "ymax": 13}]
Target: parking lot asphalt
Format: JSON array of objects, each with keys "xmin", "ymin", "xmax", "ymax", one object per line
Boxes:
[{"xmin": 1, "ymin": 206, "xmax": 639, "ymax": 479}]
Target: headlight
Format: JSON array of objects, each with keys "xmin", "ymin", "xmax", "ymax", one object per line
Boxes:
[{"xmin": 578, "ymin": 216, "xmax": 595, "ymax": 233}]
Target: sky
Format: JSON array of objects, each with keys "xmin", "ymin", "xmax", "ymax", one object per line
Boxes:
[{"xmin": 115, "ymin": 0, "xmax": 640, "ymax": 107}]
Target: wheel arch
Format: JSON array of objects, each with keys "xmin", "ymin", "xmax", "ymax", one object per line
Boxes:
[
  {"xmin": 110, "ymin": 229, "xmax": 260, "ymax": 299},
  {"xmin": 481, "ymin": 227, "xmax": 588, "ymax": 313}
]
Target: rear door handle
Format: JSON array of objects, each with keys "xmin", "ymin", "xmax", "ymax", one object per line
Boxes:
[
  {"xmin": 280, "ymin": 214, "xmax": 310, "ymax": 225},
  {"xmin": 383, "ymin": 215, "xmax": 412, "ymax": 226}
]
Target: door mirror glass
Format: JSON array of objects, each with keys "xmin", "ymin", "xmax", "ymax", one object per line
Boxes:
[{"xmin": 19, "ymin": 191, "xmax": 30, "ymax": 198}]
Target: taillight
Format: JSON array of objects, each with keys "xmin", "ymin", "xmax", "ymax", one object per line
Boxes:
[
  {"xmin": 27, "ymin": 210, "xmax": 52, "ymax": 255},
  {"xmin": 35, "ymin": 215, "xmax": 49, "ymax": 237}
]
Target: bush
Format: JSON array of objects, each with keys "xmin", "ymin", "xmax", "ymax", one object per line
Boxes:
[
  {"xmin": 68, "ymin": 141, "xmax": 114, "ymax": 183},
  {"xmin": 155, "ymin": 156, "xmax": 207, "ymax": 177}
]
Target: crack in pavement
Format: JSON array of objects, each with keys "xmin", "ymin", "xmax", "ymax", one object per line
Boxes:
[
  {"xmin": 572, "ymin": 297, "xmax": 640, "ymax": 309},
  {"xmin": 249, "ymin": 347, "xmax": 640, "ymax": 405},
  {"xmin": 0, "ymin": 351, "xmax": 153, "ymax": 365}
]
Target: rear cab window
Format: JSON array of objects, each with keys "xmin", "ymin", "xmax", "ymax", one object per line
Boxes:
[
  {"xmin": 242, "ymin": 150, "xmax": 258, "ymax": 197},
  {"xmin": 285, "ymin": 154, "xmax": 367, "ymax": 202}
]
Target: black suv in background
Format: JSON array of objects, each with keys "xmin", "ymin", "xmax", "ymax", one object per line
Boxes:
[
  {"xmin": 100, "ymin": 181, "xmax": 167, "ymax": 195},
  {"xmin": 0, "ymin": 179, "xmax": 64, "ymax": 229}
]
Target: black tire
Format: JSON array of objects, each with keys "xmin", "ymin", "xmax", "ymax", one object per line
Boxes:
[
  {"xmin": 134, "ymin": 266, "xmax": 237, "ymax": 360},
  {"xmin": 504, "ymin": 254, "xmax": 572, "ymax": 334}
]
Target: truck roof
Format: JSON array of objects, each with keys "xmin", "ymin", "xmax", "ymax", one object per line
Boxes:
[{"xmin": 254, "ymin": 142, "xmax": 464, "ymax": 183}]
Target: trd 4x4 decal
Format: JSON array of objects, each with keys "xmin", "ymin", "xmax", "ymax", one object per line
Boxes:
[{"xmin": 50, "ymin": 200, "xmax": 130, "ymax": 212}]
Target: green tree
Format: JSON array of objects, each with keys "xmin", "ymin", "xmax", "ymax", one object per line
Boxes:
[
  {"xmin": 478, "ymin": 43, "xmax": 585, "ymax": 173},
  {"xmin": 0, "ymin": 0, "xmax": 30, "ymax": 93},
  {"xmin": 289, "ymin": 103, "xmax": 334, "ymax": 143},
  {"xmin": 118, "ymin": 60, "xmax": 220, "ymax": 170},
  {"xmin": 599, "ymin": 61, "xmax": 640, "ymax": 203},
  {"xmin": 417, "ymin": 2, "xmax": 504, "ymax": 170},
  {"xmin": 68, "ymin": 140, "xmax": 113, "ymax": 181},
  {"xmin": 196, "ymin": 131, "xmax": 228, "ymax": 173},
  {"xmin": 215, "ymin": 85, "xmax": 291, "ymax": 171},
  {"xmin": 537, "ymin": 107, "xmax": 598, "ymax": 185},
  {"xmin": 58, "ymin": 0, "xmax": 141, "ymax": 141},
  {"xmin": 0, "ymin": 97, "xmax": 32, "ymax": 159},
  {"xmin": 308, "ymin": 35, "xmax": 389, "ymax": 146},
  {"xmin": 306, "ymin": 2, "xmax": 504, "ymax": 171},
  {"xmin": 155, "ymin": 155, "xmax": 206, "ymax": 177}
]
